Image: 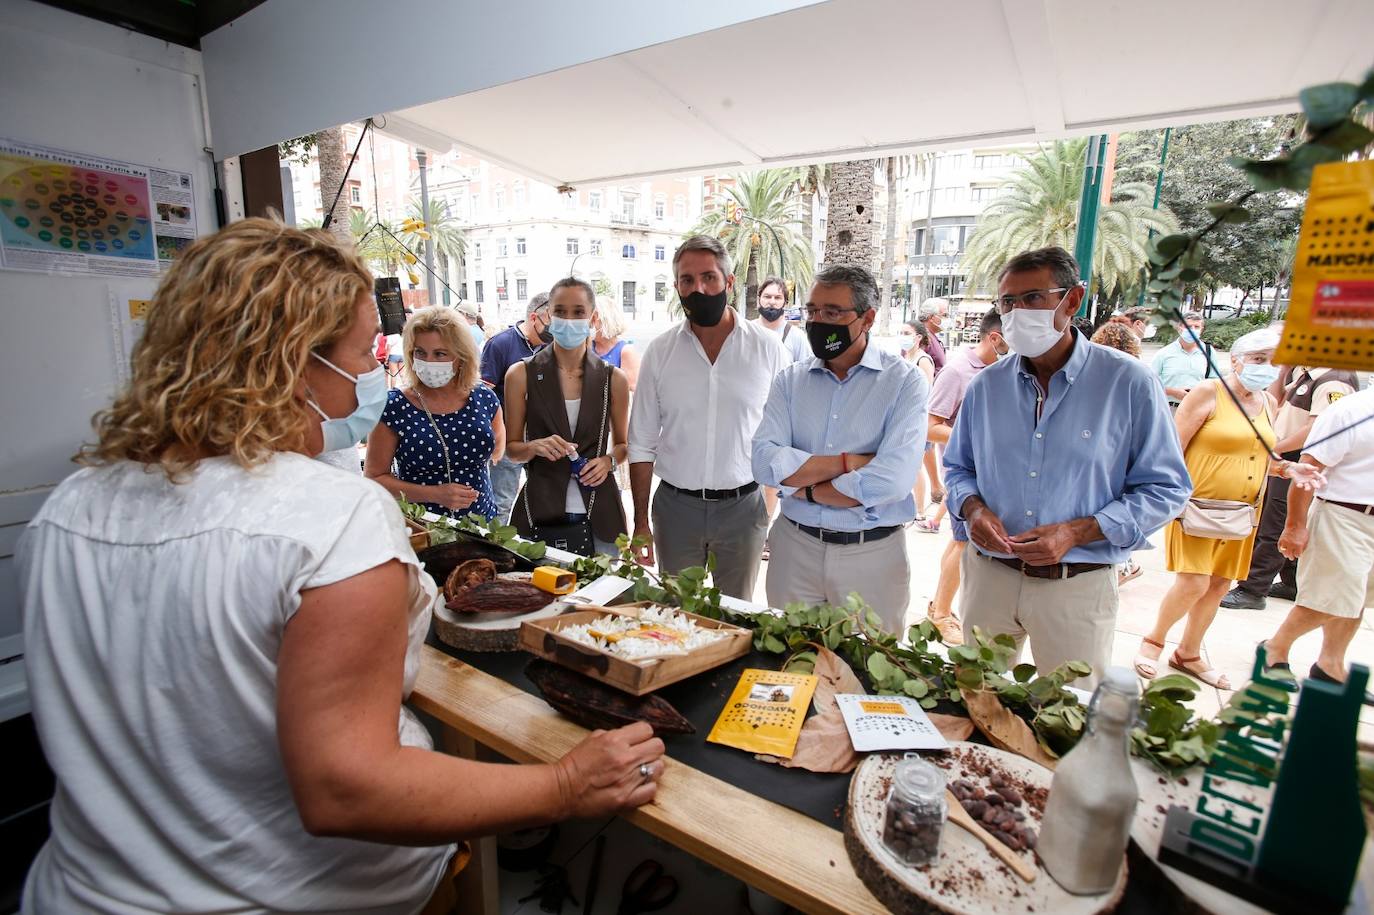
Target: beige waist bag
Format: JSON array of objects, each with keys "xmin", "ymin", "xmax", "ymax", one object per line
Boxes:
[{"xmin": 1179, "ymin": 498, "xmax": 1257, "ymax": 541}]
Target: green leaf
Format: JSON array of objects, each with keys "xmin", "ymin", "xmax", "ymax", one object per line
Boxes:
[
  {"xmin": 903, "ymin": 678, "xmax": 929, "ymax": 698},
  {"xmin": 997, "ymin": 683, "xmax": 1030, "ymax": 705},
  {"xmin": 867, "ymin": 652, "xmax": 893, "ymax": 682},
  {"xmin": 1299, "ymin": 81, "xmax": 1360, "ymax": 130},
  {"xmin": 1013, "ymin": 663, "xmax": 1037, "ymax": 683},
  {"xmin": 955, "ymin": 666, "xmax": 985, "ymax": 691},
  {"xmin": 1179, "ymin": 267, "xmax": 1202, "ymax": 282},
  {"xmin": 1230, "ymin": 157, "xmax": 1294, "ymax": 193},
  {"xmin": 1154, "ymin": 234, "xmax": 1190, "ymax": 259},
  {"xmin": 1312, "ymin": 119, "xmax": 1374, "ymax": 157},
  {"xmin": 919, "ymin": 697, "xmax": 938, "ymax": 710},
  {"xmin": 1064, "ymin": 660, "xmax": 1093, "ymax": 679},
  {"xmin": 762, "ymin": 634, "xmax": 786, "ymax": 654}
]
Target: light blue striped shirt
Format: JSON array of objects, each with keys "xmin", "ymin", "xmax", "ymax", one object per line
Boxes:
[
  {"xmin": 943, "ymin": 330, "xmax": 1192, "ymax": 564},
  {"xmin": 752, "ymin": 340, "xmax": 927, "ymax": 531}
]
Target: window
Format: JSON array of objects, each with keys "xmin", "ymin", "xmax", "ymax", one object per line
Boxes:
[
  {"xmin": 623, "ymin": 280, "xmax": 636, "ymax": 310},
  {"xmin": 566, "ymin": 237, "xmax": 579, "ymax": 255},
  {"xmin": 497, "ymin": 237, "xmax": 508, "ymax": 257},
  {"xmin": 655, "ymin": 281, "xmax": 666, "ymax": 302},
  {"xmin": 475, "ymin": 280, "xmax": 484, "ymax": 302},
  {"xmin": 654, "ymin": 197, "xmax": 665, "ymax": 220},
  {"xmin": 493, "ymin": 185, "xmax": 504, "ymax": 209},
  {"xmin": 622, "ymin": 244, "xmax": 636, "ymax": 259},
  {"xmin": 590, "ymin": 238, "xmax": 603, "ymax": 256},
  {"xmin": 589, "ymin": 191, "xmax": 602, "ymax": 212},
  {"xmin": 513, "ymin": 183, "xmax": 525, "ymax": 208},
  {"xmin": 563, "ymin": 191, "xmax": 578, "ymax": 210},
  {"xmin": 621, "ymin": 195, "xmax": 636, "ymax": 222},
  {"xmin": 473, "ymin": 241, "xmax": 483, "ymax": 262},
  {"xmin": 516, "ymin": 278, "xmax": 527, "ymax": 300},
  {"xmin": 970, "ymin": 186, "xmax": 1000, "ymax": 203},
  {"xmin": 470, "ymin": 193, "xmax": 480, "ymax": 217},
  {"xmin": 496, "ymin": 267, "xmax": 508, "ymax": 300},
  {"xmin": 349, "ymin": 185, "xmax": 361, "ymax": 204},
  {"xmin": 654, "ymin": 245, "xmax": 665, "ymax": 261},
  {"xmin": 912, "ymin": 228, "xmax": 924, "ymax": 255},
  {"xmin": 975, "ymin": 154, "xmax": 1005, "ymax": 169},
  {"xmin": 515, "ymin": 236, "xmax": 527, "ymax": 255},
  {"xmin": 673, "ymin": 195, "xmax": 686, "ymax": 220}
]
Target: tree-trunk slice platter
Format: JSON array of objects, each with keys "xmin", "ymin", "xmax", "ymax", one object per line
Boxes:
[
  {"xmin": 844, "ymin": 743, "xmax": 1126, "ymax": 915},
  {"xmin": 431, "ymin": 573, "xmax": 567, "ymax": 652}
]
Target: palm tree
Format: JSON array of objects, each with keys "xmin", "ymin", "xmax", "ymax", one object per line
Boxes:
[
  {"xmin": 878, "ymin": 155, "xmax": 924, "ymax": 333},
  {"xmin": 962, "ymin": 138, "xmax": 1178, "ymax": 302},
  {"xmin": 315, "ymin": 126, "xmax": 352, "ymax": 245},
  {"xmin": 794, "ymin": 163, "xmax": 829, "ymax": 261},
  {"xmin": 689, "ymin": 168, "xmax": 814, "ymax": 318},
  {"xmin": 822, "ymin": 159, "xmax": 877, "ymax": 271},
  {"xmin": 405, "ymin": 197, "xmax": 466, "ymax": 301}
]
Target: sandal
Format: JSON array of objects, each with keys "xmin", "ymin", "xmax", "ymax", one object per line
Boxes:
[
  {"xmin": 1133, "ymin": 636, "xmax": 1165, "ymax": 679},
  {"xmin": 1168, "ymin": 651, "xmax": 1232, "ymax": 690},
  {"xmin": 925, "ymin": 601, "xmax": 964, "ymax": 646},
  {"xmin": 913, "ymin": 518, "xmax": 941, "ymax": 534}
]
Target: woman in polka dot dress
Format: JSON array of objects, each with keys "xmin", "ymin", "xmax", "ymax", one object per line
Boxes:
[{"xmin": 365, "ymin": 306, "xmax": 503, "ymax": 519}]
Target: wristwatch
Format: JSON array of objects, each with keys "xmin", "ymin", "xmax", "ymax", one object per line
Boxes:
[
  {"xmin": 805, "ymin": 485, "xmax": 817, "ymax": 503},
  {"xmin": 609, "ymin": 454, "xmax": 619, "ymax": 472}
]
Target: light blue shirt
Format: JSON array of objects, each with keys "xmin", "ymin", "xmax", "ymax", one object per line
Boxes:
[
  {"xmin": 943, "ymin": 330, "xmax": 1191, "ymax": 564},
  {"xmin": 752, "ymin": 339, "xmax": 927, "ymax": 532},
  {"xmin": 1151, "ymin": 339, "xmax": 1212, "ymax": 402}
]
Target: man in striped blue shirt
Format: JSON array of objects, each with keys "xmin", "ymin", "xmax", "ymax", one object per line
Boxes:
[{"xmin": 752, "ymin": 264, "xmax": 928, "ymax": 632}]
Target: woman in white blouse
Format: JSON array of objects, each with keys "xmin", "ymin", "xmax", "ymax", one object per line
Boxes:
[{"xmin": 18, "ymin": 219, "xmax": 662, "ymax": 915}]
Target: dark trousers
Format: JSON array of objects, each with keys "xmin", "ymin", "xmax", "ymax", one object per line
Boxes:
[{"xmin": 1238, "ymin": 472, "xmax": 1297, "ymax": 595}]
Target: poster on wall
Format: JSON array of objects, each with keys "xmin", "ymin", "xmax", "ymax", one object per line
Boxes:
[
  {"xmin": 108, "ymin": 288, "xmax": 153, "ymax": 385},
  {"xmin": 0, "ymin": 138, "xmax": 196, "ymax": 278}
]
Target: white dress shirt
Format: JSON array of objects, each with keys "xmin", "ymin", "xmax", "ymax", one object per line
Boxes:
[
  {"xmin": 1306, "ymin": 386, "xmax": 1374, "ymax": 504},
  {"xmin": 629, "ymin": 316, "xmax": 786, "ymax": 489}
]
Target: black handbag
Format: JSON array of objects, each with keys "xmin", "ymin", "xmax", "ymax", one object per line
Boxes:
[{"xmin": 521, "ymin": 372, "xmax": 610, "ymax": 556}]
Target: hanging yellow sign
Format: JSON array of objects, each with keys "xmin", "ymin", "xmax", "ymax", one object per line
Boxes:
[{"xmin": 1275, "ymin": 160, "xmax": 1374, "ymax": 371}]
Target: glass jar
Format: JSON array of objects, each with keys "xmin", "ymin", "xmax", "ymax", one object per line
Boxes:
[{"xmin": 882, "ymin": 754, "xmax": 947, "ymax": 867}]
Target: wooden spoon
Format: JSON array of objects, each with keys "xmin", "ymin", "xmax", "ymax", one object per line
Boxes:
[{"xmin": 944, "ymin": 790, "xmax": 1037, "ymax": 883}]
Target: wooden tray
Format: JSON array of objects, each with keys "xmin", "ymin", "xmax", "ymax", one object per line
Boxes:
[
  {"xmin": 844, "ymin": 743, "xmax": 1126, "ymax": 915},
  {"xmin": 518, "ymin": 604, "xmax": 752, "ymax": 695}
]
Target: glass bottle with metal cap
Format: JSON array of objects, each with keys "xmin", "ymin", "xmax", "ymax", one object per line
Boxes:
[{"xmin": 1038, "ymin": 666, "xmax": 1140, "ymax": 894}]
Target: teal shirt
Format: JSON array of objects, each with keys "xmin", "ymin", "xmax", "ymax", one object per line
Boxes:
[{"xmin": 1151, "ymin": 340, "xmax": 1212, "ymax": 402}]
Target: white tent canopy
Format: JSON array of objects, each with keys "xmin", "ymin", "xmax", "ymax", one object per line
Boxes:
[{"xmin": 202, "ymin": 0, "xmax": 1372, "ymax": 185}]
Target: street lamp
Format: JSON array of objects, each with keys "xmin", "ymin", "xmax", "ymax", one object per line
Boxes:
[{"xmin": 568, "ymin": 252, "xmax": 587, "ymax": 277}]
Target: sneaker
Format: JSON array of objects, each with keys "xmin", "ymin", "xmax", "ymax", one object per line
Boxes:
[
  {"xmin": 1268, "ymin": 581, "xmax": 1298, "ymax": 601},
  {"xmin": 913, "ymin": 518, "xmax": 941, "ymax": 534},
  {"xmin": 1219, "ymin": 587, "xmax": 1266, "ymax": 611}
]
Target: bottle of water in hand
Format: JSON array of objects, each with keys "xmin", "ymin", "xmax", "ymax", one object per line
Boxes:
[{"xmin": 568, "ymin": 450, "xmax": 591, "ymax": 494}]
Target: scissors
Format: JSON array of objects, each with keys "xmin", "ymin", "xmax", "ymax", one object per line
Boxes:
[{"xmin": 616, "ymin": 859, "xmax": 679, "ymax": 914}]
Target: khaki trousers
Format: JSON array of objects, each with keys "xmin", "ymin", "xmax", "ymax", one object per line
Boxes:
[
  {"xmin": 766, "ymin": 517, "xmax": 912, "ymax": 633},
  {"xmin": 959, "ymin": 550, "xmax": 1118, "ymax": 690}
]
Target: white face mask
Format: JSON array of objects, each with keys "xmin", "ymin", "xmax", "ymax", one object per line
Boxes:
[
  {"xmin": 1141, "ymin": 323, "xmax": 1158, "ymax": 340},
  {"xmin": 414, "ymin": 357, "xmax": 456, "ymax": 388},
  {"xmin": 1000, "ymin": 308, "xmax": 1065, "ymax": 359}
]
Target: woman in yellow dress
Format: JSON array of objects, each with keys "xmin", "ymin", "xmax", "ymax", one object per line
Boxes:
[{"xmin": 1135, "ymin": 326, "xmax": 1298, "ymax": 689}]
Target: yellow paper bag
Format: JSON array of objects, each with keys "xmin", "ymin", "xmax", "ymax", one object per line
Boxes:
[
  {"xmin": 1276, "ymin": 160, "xmax": 1374, "ymax": 371},
  {"xmin": 707, "ymin": 668, "xmax": 818, "ymax": 759}
]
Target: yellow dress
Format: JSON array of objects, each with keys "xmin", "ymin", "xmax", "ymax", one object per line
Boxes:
[{"xmin": 1164, "ymin": 379, "xmax": 1277, "ymax": 578}]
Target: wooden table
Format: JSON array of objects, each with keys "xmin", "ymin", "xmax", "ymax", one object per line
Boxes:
[{"xmin": 412, "ymin": 644, "xmax": 887, "ymax": 915}]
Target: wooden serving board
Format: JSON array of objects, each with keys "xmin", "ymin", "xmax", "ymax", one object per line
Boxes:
[
  {"xmin": 432, "ymin": 573, "xmax": 566, "ymax": 653},
  {"xmin": 519, "ymin": 604, "xmax": 753, "ymax": 695},
  {"xmin": 844, "ymin": 744, "xmax": 1126, "ymax": 915}
]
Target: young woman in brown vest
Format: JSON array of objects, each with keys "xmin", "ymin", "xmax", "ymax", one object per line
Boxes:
[{"xmin": 503, "ymin": 277, "xmax": 630, "ymax": 555}]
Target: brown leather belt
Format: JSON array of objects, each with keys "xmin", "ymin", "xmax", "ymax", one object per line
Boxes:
[
  {"xmin": 1321, "ymin": 497, "xmax": 1374, "ymax": 516},
  {"xmin": 984, "ymin": 553, "xmax": 1111, "ymax": 580}
]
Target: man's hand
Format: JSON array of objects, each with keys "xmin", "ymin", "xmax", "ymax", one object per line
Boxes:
[
  {"xmin": 1278, "ymin": 524, "xmax": 1309, "ymax": 560},
  {"xmin": 1008, "ymin": 520, "xmax": 1090, "ymax": 566},
  {"xmin": 632, "ymin": 522, "xmax": 655, "ymax": 566},
  {"xmin": 964, "ymin": 498, "xmax": 1013, "ymax": 555}
]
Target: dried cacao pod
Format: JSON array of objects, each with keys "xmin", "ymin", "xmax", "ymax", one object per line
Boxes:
[
  {"xmin": 524, "ymin": 659, "xmax": 694, "ymax": 736},
  {"xmin": 446, "ymin": 580, "xmax": 549, "ymax": 615},
  {"xmin": 418, "ymin": 540, "xmax": 520, "ymax": 591},
  {"xmin": 444, "ymin": 559, "xmax": 497, "ymax": 601}
]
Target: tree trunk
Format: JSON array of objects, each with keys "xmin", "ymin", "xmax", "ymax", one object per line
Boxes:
[
  {"xmin": 801, "ymin": 180, "xmax": 815, "ymax": 256},
  {"xmin": 921, "ymin": 158, "xmax": 938, "ymax": 300},
  {"xmin": 744, "ymin": 243, "xmax": 759, "ymax": 320},
  {"xmin": 823, "ymin": 159, "xmax": 877, "ymax": 273},
  {"xmin": 315, "ymin": 126, "xmax": 353, "ymax": 245},
  {"xmin": 878, "ymin": 157, "xmax": 899, "ymax": 334}
]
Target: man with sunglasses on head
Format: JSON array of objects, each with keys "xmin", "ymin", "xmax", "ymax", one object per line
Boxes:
[
  {"xmin": 480, "ymin": 293, "xmax": 553, "ymax": 522},
  {"xmin": 943, "ymin": 247, "xmax": 1190, "ymax": 688},
  {"xmin": 752, "ymin": 264, "xmax": 928, "ymax": 633}
]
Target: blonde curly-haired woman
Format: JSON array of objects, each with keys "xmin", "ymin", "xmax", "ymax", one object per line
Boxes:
[{"xmin": 17, "ymin": 219, "xmax": 663, "ymax": 915}]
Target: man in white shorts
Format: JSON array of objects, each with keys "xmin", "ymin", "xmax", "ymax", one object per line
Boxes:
[{"xmin": 1265, "ymin": 384, "xmax": 1374, "ymax": 687}]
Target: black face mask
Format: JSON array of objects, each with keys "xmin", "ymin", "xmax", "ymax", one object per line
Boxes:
[
  {"xmin": 682, "ymin": 289, "xmax": 729, "ymax": 327},
  {"xmin": 530, "ymin": 316, "xmax": 554, "ymax": 345},
  {"xmin": 807, "ymin": 320, "xmax": 860, "ymax": 361},
  {"xmin": 758, "ymin": 306, "xmax": 786, "ymax": 322}
]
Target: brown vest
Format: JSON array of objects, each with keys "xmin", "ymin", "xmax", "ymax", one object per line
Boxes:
[{"xmin": 512, "ymin": 346, "xmax": 626, "ymax": 543}]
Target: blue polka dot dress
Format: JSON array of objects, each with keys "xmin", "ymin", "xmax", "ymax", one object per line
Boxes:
[{"xmin": 380, "ymin": 387, "xmax": 500, "ymax": 520}]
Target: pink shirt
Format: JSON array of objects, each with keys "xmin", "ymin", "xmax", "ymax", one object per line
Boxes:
[{"xmin": 927, "ymin": 345, "xmax": 990, "ymax": 421}]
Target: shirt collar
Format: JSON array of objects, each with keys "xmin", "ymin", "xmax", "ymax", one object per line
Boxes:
[{"xmin": 1016, "ymin": 327, "xmax": 1089, "ymax": 384}]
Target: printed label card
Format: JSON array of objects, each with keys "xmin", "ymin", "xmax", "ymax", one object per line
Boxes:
[{"xmin": 835, "ymin": 693, "xmax": 950, "ymax": 752}]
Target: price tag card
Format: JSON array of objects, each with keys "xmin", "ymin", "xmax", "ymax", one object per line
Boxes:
[{"xmin": 836, "ymin": 694, "xmax": 950, "ymax": 752}]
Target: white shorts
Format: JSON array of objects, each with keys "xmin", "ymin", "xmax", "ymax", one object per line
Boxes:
[{"xmin": 1296, "ymin": 499, "xmax": 1374, "ymax": 619}]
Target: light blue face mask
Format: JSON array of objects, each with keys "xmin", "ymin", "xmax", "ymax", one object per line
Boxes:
[
  {"xmin": 1237, "ymin": 362, "xmax": 1280, "ymax": 393},
  {"xmin": 550, "ymin": 316, "xmax": 593, "ymax": 350},
  {"xmin": 307, "ymin": 352, "xmax": 388, "ymax": 452}
]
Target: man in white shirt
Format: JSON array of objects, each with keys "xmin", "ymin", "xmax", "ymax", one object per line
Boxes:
[
  {"xmin": 1265, "ymin": 386, "xmax": 1374, "ymax": 686},
  {"xmin": 754, "ymin": 276, "xmax": 810, "ymax": 363},
  {"xmin": 629, "ymin": 235, "xmax": 787, "ymax": 599}
]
